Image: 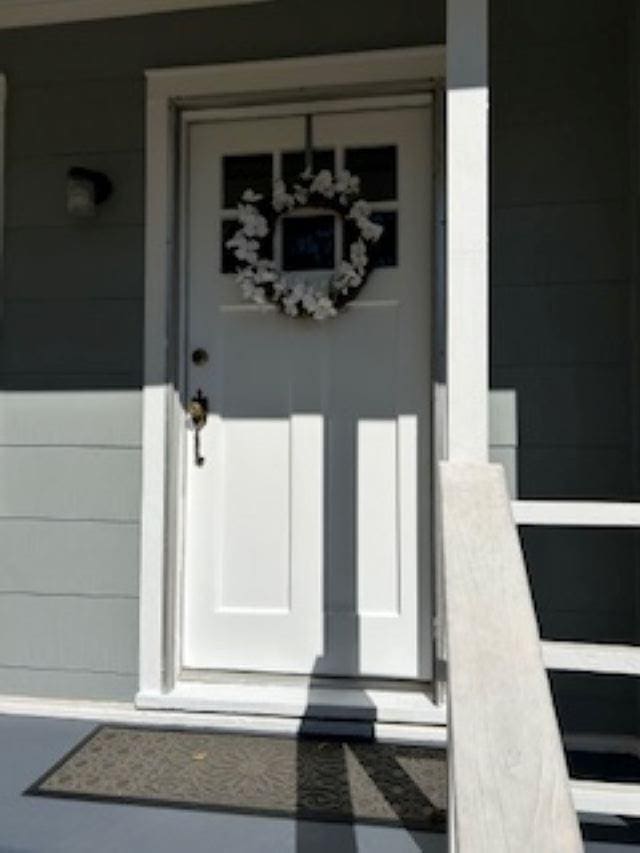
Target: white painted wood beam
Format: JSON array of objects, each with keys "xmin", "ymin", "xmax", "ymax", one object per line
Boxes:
[
  {"xmin": 514, "ymin": 500, "xmax": 640, "ymax": 527},
  {"xmin": 572, "ymin": 779, "xmax": 640, "ymax": 819},
  {"xmin": 146, "ymin": 47, "xmax": 445, "ymax": 100},
  {"xmin": 440, "ymin": 462, "xmax": 582, "ymax": 851},
  {"xmin": 543, "ymin": 641, "xmax": 640, "ymax": 677},
  {"xmin": 446, "ymin": 0, "xmax": 490, "ymax": 462},
  {"xmin": 138, "ymin": 91, "xmax": 175, "ymax": 698}
]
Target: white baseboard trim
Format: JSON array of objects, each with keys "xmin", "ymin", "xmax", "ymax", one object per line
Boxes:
[{"xmin": 0, "ymin": 694, "xmax": 447, "ymax": 747}]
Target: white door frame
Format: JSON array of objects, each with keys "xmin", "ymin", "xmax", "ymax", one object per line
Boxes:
[{"xmin": 137, "ymin": 46, "xmax": 446, "ymax": 719}]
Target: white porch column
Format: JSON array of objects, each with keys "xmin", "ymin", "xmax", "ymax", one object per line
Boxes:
[{"xmin": 446, "ymin": 0, "xmax": 489, "ymax": 461}]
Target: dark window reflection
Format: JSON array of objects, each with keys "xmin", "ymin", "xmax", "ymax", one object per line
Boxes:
[
  {"xmin": 223, "ymin": 154, "xmax": 273, "ymax": 208},
  {"xmin": 282, "ymin": 215, "xmax": 335, "ymax": 271},
  {"xmin": 344, "ymin": 146, "xmax": 397, "ymax": 201}
]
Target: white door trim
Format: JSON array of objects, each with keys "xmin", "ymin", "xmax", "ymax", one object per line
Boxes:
[{"xmin": 138, "ymin": 46, "xmax": 445, "ymax": 715}]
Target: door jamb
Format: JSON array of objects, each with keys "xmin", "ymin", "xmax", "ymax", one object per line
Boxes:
[{"xmin": 138, "ymin": 46, "xmax": 446, "ymax": 712}]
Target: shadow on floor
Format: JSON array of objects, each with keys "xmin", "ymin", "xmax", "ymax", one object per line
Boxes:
[{"xmin": 294, "ymin": 659, "xmax": 446, "ymax": 853}]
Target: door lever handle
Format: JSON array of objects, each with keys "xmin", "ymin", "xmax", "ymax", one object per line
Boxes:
[
  {"xmin": 188, "ymin": 390, "xmax": 208, "ymax": 428},
  {"xmin": 188, "ymin": 389, "xmax": 208, "ymax": 466}
]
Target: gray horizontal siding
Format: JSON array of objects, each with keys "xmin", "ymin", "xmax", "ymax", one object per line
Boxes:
[
  {"xmin": 493, "ymin": 119, "xmax": 629, "ymax": 208},
  {"xmin": 492, "ymin": 202, "xmax": 630, "ymax": 286},
  {"xmin": 0, "ymin": 595, "xmax": 138, "ymax": 674},
  {"xmin": 4, "ymin": 226, "xmax": 144, "ymax": 300},
  {"xmin": 0, "ymin": 389, "xmax": 141, "ymax": 446},
  {"xmin": 0, "ymin": 373, "xmax": 140, "ymax": 391},
  {"xmin": 512, "ymin": 448, "xmax": 634, "ymax": 500},
  {"xmin": 7, "ymin": 78, "xmax": 144, "ymax": 158},
  {"xmin": 491, "ymin": 0, "xmax": 638, "ymax": 738},
  {"xmin": 0, "ymin": 520, "xmax": 139, "ymax": 596},
  {"xmin": 0, "ymin": 666, "xmax": 137, "ymax": 701},
  {"xmin": 489, "ymin": 446, "xmax": 634, "ymax": 502},
  {"xmin": 491, "ymin": 0, "xmax": 628, "ymax": 48},
  {"xmin": 491, "ymin": 365, "xmax": 630, "ymax": 447},
  {"xmin": 492, "ymin": 282, "xmax": 630, "ymax": 367},
  {"xmin": 491, "ymin": 35, "xmax": 629, "ymax": 127},
  {"xmin": 490, "ymin": 1, "xmax": 633, "ymax": 495},
  {"xmin": 0, "ymin": 300, "xmax": 143, "ymax": 374},
  {"xmin": 0, "ymin": 447, "xmax": 141, "ymax": 521}
]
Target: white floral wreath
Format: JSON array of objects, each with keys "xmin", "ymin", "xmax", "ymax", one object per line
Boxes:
[{"xmin": 225, "ymin": 168, "xmax": 384, "ymax": 320}]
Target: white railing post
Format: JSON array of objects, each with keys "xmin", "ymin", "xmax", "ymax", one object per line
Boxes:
[
  {"xmin": 446, "ymin": 0, "xmax": 489, "ymax": 463},
  {"xmin": 445, "ymin": 0, "xmax": 490, "ymax": 843}
]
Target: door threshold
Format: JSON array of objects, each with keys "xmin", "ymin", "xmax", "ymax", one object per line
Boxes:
[
  {"xmin": 0, "ymin": 692, "xmax": 445, "ymax": 746},
  {"xmin": 181, "ymin": 667, "xmax": 434, "ymax": 692},
  {"xmin": 136, "ymin": 678, "xmax": 446, "ymax": 729}
]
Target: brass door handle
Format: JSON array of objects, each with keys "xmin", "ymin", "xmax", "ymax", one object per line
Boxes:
[
  {"xmin": 188, "ymin": 389, "xmax": 208, "ymax": 466},
  {"xmin": 188, "ymin": 389, "xmax": 208, "ymax": 428},
  {"xmin": 188, "ymin": 401, "xmax": 207, "ymax": 428}
]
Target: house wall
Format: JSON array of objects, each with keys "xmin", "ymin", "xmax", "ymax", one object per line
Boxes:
[
  {"xmin": 0, "ymin": 0, "xmax": 636, "ymax": 742},
  {"xmin": 490, "ymin": 0, "xmax": 639, "ymax": 737},
  {"xmin": 0, "ymin": 0, "xmax": 445, "ymax": 700}
]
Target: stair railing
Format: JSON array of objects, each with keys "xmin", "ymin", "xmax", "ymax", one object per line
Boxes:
[{"xmin": 439, "ymin": 461, "xmax": 583, "ymax": 852}]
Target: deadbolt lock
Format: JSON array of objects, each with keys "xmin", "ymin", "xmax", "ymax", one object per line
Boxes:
[{"xmin": 192, "ymin": 348, "xmax": 209, "ymax": 366}]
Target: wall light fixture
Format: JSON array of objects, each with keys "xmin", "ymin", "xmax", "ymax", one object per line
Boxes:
[{"xmin": 66, "ymin": 167, "xmax": 113, "ymax": 218}]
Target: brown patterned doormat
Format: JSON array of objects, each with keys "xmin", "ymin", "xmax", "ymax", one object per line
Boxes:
[{"xmin": 26, "ymin": 725, "xmax": 447, "ymax": 830}]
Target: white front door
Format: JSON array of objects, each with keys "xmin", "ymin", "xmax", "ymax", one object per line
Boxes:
[{"xmin": 180, "ymin": 104, "xmax": 433, "ymax": 680}]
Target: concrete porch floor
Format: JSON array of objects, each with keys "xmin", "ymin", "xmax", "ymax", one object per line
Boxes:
[{"xmin": 0, "ymin": 714, "xmax": 634, "ymax": 852}]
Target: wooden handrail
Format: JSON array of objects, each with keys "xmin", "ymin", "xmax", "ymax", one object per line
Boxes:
[{"xmin": 439, "ymin": 462, "xmax": 583, "ymax": 852}]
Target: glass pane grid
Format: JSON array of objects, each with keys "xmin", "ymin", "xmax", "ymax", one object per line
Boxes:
[
  {"xmin": 344, "ymin": 145, "xmax": 397, "ymax": 202},
  {"xmin": 220, "ymin": 144, "xmax": 400, "ymax": 274},
  {"xmin": 276, "ymin": 147, "xmax": 341, "ymax": 273},
  {"xmin": 222, "ymin": 153, "xmax": 273, "ymax": 209}
]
